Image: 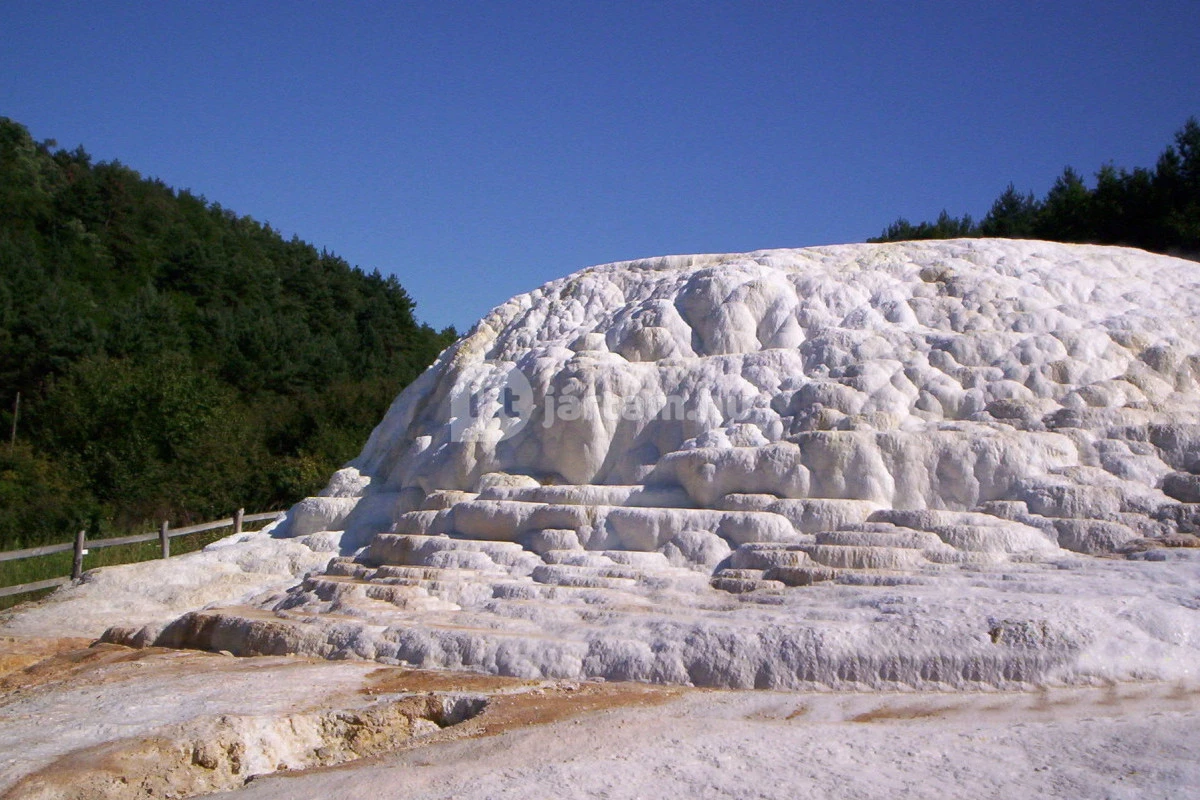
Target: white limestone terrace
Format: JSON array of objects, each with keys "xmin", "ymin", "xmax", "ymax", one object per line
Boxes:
[{"xmin": 22, "ymin": 239, "xmax": 1200, "ymax": 688}]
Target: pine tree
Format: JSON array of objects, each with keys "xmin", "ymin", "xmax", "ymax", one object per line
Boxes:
[
  {"xmin": 979, "ymin": 184, "xmax": 1039, "ymax": 238},
  {"xmin": 1035, "ymin": 166, "xmax": 1094, "ymax": 242}
]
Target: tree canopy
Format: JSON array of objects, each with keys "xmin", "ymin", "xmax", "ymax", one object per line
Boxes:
[
  {"xmin": 870, "ymin": 118, "xmax": 1200, "ymax": 259},
  {"xmin": 0, "ymin": 117, "xmax": 457, "ymax": 548}
]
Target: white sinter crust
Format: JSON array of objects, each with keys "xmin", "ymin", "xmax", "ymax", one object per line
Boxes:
[{"xmin": 14, "ymin": 239, "xmax": 1200, "ymax": 689}]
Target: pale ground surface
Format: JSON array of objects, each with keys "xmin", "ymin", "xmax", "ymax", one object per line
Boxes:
[
  {"xmin": 0, "ymin": 530, "xmax": 337, "ymax": 640},
  {"xmin": 0, "ymin": 640, "xmax": 380, "ymax": 791},
  {"xmin": 0, "ymin": 636, "xmax": 1196, "ymax": 799},
  {"xmin": 0, "ymin": 636, "xmax": 673, "ymax": 799},
  {"xmin": 219, "ymin": 684, "xmax": 1200, "ymax": 800}
]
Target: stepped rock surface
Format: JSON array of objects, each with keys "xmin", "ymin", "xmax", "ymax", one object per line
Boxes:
[{"xmin": 23, "ymin": 239, "xmax": 1200, "ymax": 688}]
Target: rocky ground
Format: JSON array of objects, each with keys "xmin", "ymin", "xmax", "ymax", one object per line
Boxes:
[{"xmin": 0, "ymin": 634, "xmax": 1196, "ymax": 799}]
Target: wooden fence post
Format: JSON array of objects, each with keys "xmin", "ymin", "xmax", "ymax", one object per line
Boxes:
[
  {"xmin": 159, "ymin": 521, "xmax": 170, "ymax": 559},
  {"xmin": 72, "ymin": 529, "xmax": 86, "ymax": 581},
  {"xmin": 234, "ymin": 507, "xmax": 244, "ymax": 535}
]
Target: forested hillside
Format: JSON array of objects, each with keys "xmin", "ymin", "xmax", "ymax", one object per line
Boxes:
[
  {"xmin": 0, "ymin": 117, "xmax": 456, "ymax": 549},
  {"xmin": 871, "ymin": 118, "xmax": 1200, "ymax": 258}
]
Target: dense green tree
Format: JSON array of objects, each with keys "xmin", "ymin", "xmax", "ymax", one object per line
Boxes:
[
  {"xmin": 1160, "ymin": 118, "xmax": 1200, "ymax": 252},
  {"xmin": 979, "ymin": 184, "xmax": 1038, "ymax": 237},
  {"xmin": 0, "ymin": 116, "xmax": 457, "ymax": 548},
  {"xmin": 870, "ymin": 117, "xmax": 1200, "ymax": 260},
  {"xmin": 1034, "ymin": 166, "xmax": 1094, "ymax": 241},
  {"xmin": 875, "ymin": 210, "xmax": 976, "ymax": 242},
  {"xmin": 0, "ymin": 443, "xmax": 95, "ymax": 549}
]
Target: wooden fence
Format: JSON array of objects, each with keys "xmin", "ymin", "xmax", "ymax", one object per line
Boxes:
[{"xmin": 0, "ymin": 509, "xmax": 284, "ymax": 599}]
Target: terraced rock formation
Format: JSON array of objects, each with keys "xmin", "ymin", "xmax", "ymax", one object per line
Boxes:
[{"xmin": 105, "ymin": 240, "xmax": 1200, "ymax": 688}]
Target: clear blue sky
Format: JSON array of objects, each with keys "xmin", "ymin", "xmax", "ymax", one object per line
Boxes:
[{"xmin": 3, "ymin": 1, "xmax": 1198, "ymax": 331}]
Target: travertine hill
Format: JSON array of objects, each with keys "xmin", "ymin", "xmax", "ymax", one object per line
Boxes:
[{"xmin": 91, "ymin": 240, "xmax": 1200, "ymax": 687}]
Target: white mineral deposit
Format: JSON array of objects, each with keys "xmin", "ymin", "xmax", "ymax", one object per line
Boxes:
[{"xmin": 5, "ymin": 239, "xmax": 1200, "ymax": 798}]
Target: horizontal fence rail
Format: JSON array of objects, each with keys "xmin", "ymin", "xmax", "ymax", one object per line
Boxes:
[
  {"xmin": 0, "ymin": 542, "xmax": 75, "ymax": 563},
  {"xmin": 0, "ymin": 508, "xmax": 285, "ymax": 600},
  {"xmin": 0, "ymin": 577, "xmax": 70, "ymax": 598}
]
